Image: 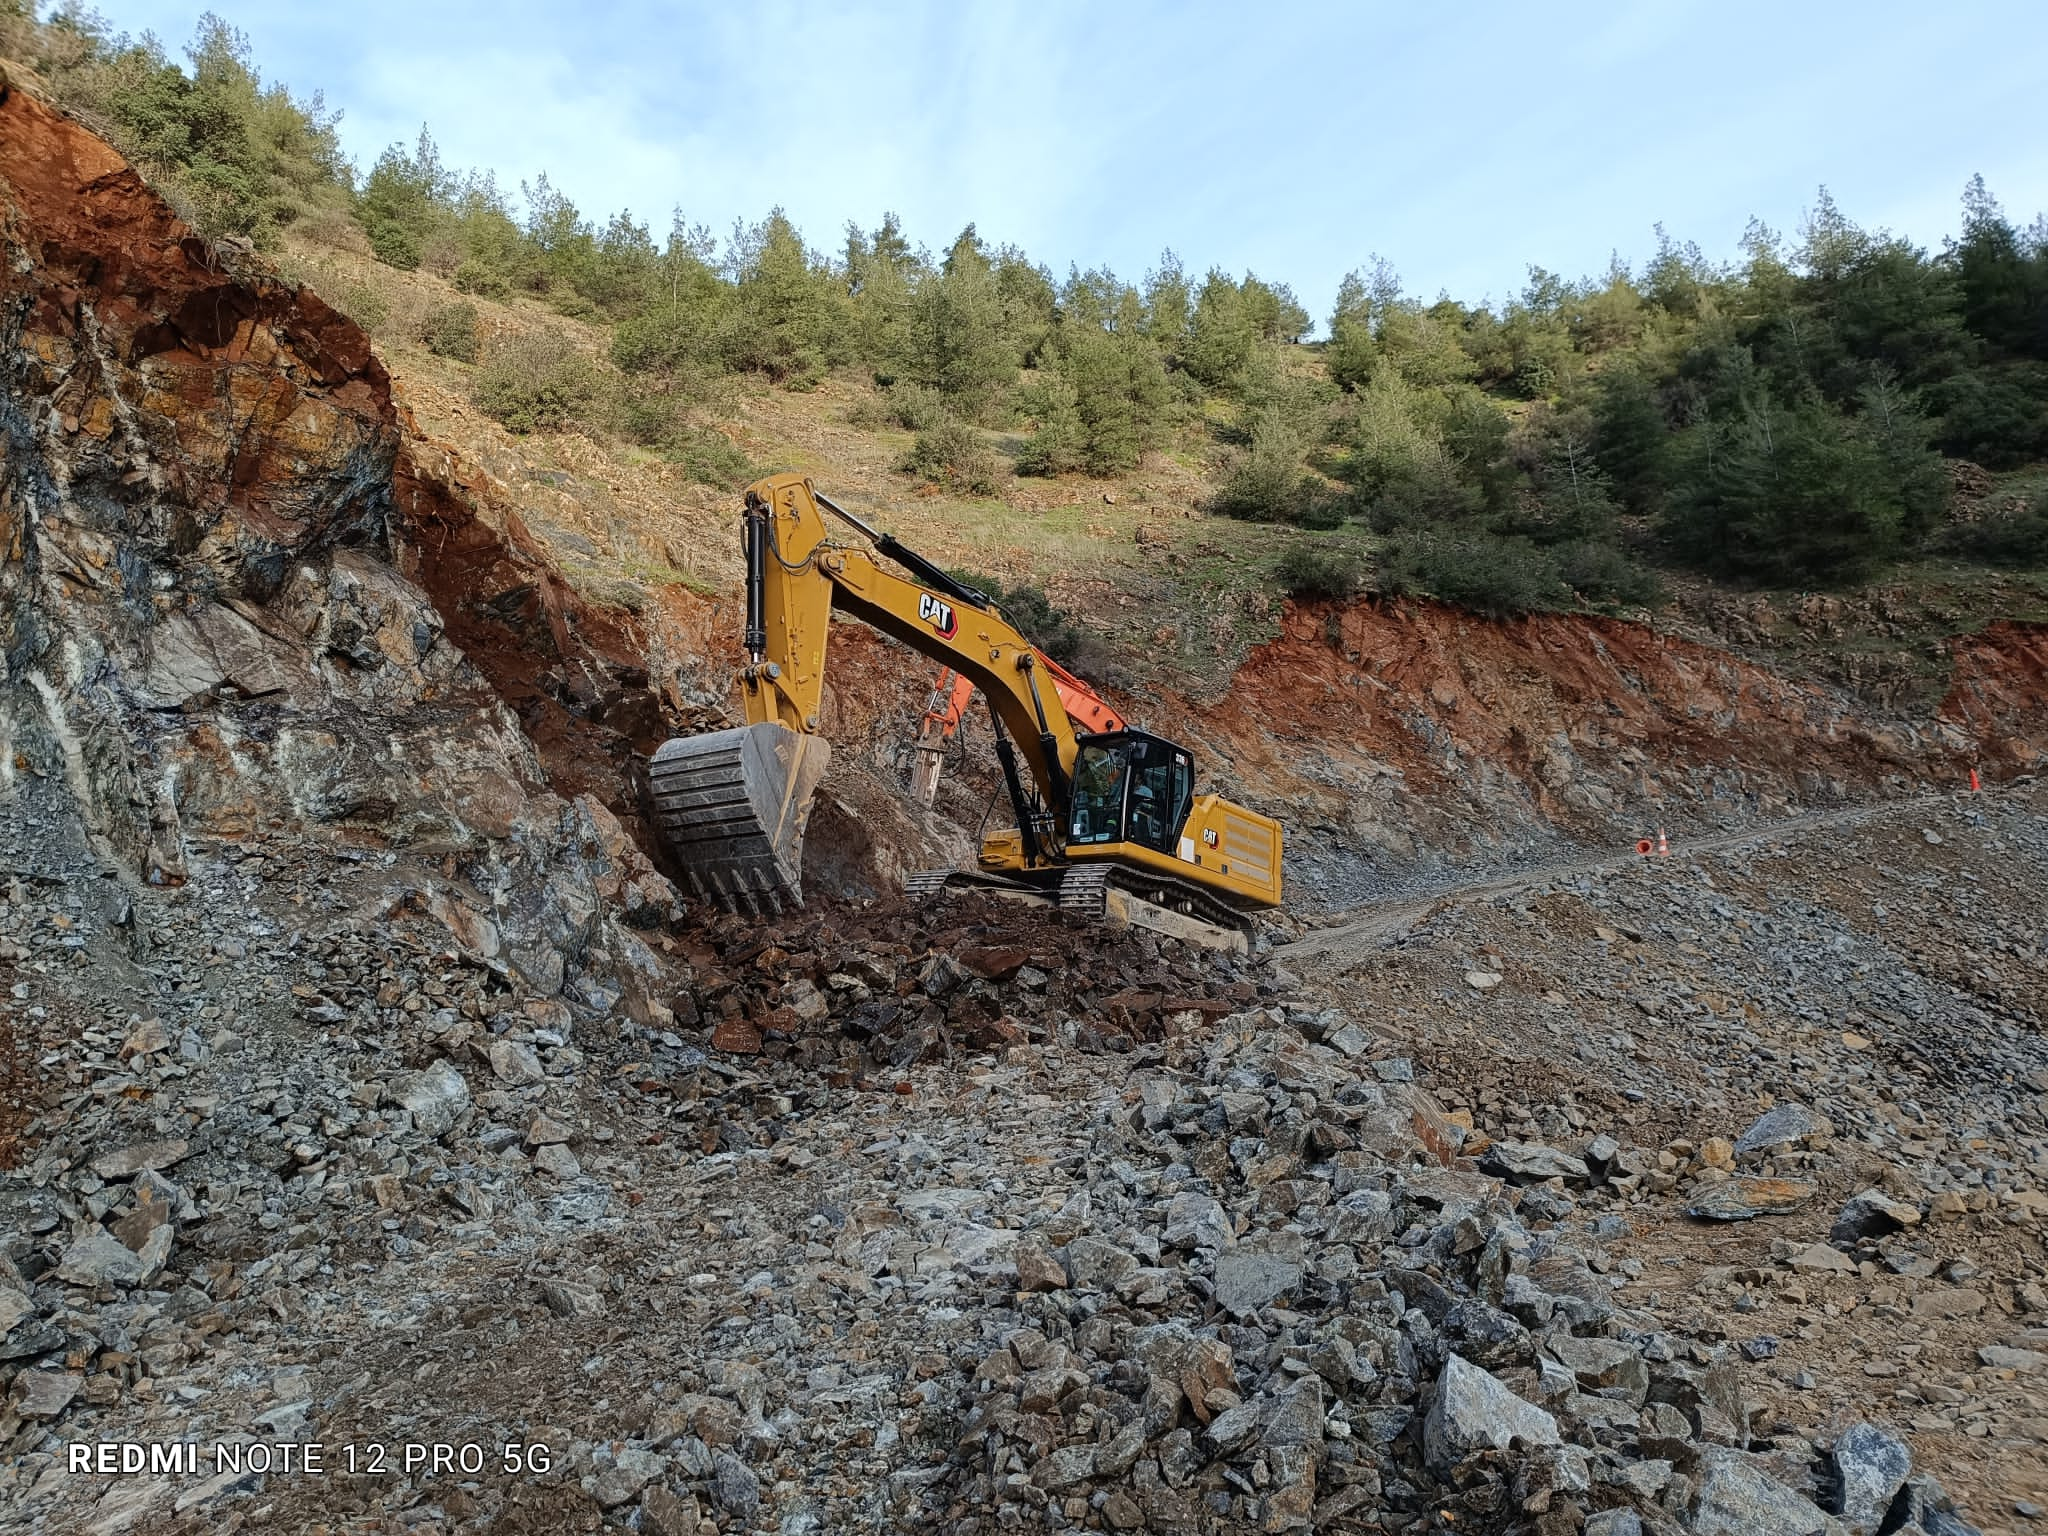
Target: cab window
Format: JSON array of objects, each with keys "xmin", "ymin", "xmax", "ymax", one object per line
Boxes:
[
  {"xmin": 1069, "ymin": 743, "xmax": 1127, "ymax": 844},
  {"xmin": 1126, "ymin": 738, "xmax": 1172, "ymax": 850},
  {"xmin": 1068, "ymin": 734, "xmax": 1196, "ymax": 851},
  {"xmin": 1126, "ymin": 738, "xmax": 1195, "ymax": 853}
]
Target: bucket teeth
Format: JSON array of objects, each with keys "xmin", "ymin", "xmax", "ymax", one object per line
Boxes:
[{"xmin": 649, "ymin": 723, "xmax": 831, "ymax": 915}]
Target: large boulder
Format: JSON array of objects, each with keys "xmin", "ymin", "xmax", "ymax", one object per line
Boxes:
[
  {"xmin": 1830, "ymin": 1422, "xmax": 1912, "ymax": 1533},
  {"xmin": 1422, "ymin": 1353, "xmax": 1560, "ymax": 1473},
  {"xmin": 1690, "ymin": 1448, "xmax": 1847, "ymax": 1536}
]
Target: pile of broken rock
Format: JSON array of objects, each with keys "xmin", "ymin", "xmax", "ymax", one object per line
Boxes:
[{"xmin": 900, "ymin": 1013, "xmax": 1989, "ymax": 1535}]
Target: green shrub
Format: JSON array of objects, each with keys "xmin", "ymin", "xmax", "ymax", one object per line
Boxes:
[
  {"xmin": 1941, "ymin": 495, "xmax": 2048, "ymax": 567},
  {"xmin": 1214, "ymin": 458, "xmax": 1338, "ymax": 525},
  {"xmin": 1060, "ymin": 328, "xmax": 1169, "ymax": 473},
  {"xmin": 1553, "ymin": 539, "xmax": 1662, "ymax": 608},
  {"xmin": 612, "ymin": 385, "xmax": 753, "ymax": 486},
  {"xmin": 1356, "ymin": 460, "xmax": 1483, "ymax": 532},
  {"xmin": 1379, "ymin": 531, "xmax": 1574, "ymax": 618},
  {"xmin": 1208, "ymin": 399, "xmax": 1343, "ymax": 525},
  {"xmin": 1274, "ymin": 542, "xmax": 1370, "ymax": 601},
  {"xmin": 902, "ymin": 232, "xmax": 1020, "ymax": 416},
  {"xmin": 1337, "ymin": 374, "xmax": 1481, "ymax": 529},
  {"xmin": 1930, "ymin": 362, "xmax": 2048, "ymax": 469},
  {"xmin": 611, "ymin": 302, "xmax": 731, "ymax": 408},
  {"xmin": 364, "ymin": 221, "xmax": 421, "ymax": 271},
  {"xmin": 472, "ymin": 333, "xmax": 600, "ymax": 434},
  {"xmin": 722, "ymin": 211, "xmax": 851, "ymax": 385},
  {"xmin": 668, "ymin": 425, "xmax": 755, "ymax": 489},
  {"xmin": 1015, "ymin": 424, "xmax": 1084, "ymax": 477},
  {"xmin": 357, "ymin": 131, "xmax": 444, "ymax": 272},
  {"xmin": 1663, "ymin": 390, "xmax": 1926, "ymax": 584},
  {"xmin": 616, "ymin": 387, "xmax": 676, "ymax": 446},
  {"xmin": 419, "ymin": 302, "xmax": 480, "ymax": 363},
  {"xmin": 879, "ymin": 382, "xmax": 950, "ymax": 431},
  {"xmin": 1014, "ymin": 375, "xmax": 1085, "ymax": 476},
  {"xmin": 899, "ymin": 422, "xmax": 1001, "ymax": 496},
  {"xmin": 451, "ymin": 259, "xmax": 511, "ymax": 299}
]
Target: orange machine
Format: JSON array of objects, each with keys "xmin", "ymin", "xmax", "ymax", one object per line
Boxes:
[{"xmin": 910, "ymin": 657, "xmax": 1126, "ymax": 807}]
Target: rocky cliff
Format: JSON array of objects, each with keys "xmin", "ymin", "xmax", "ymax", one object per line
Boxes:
[
  {"xmin": 0, "ymin": 71, "xmax": 684, "ymax": 1009},
  {"xmin": 1188, "ymin": 598, "xmax": 2048, "ymax": 909}
]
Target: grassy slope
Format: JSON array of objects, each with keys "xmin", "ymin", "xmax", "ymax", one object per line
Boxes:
[{"xmin": 282, "ymin": 232, "xmax": 2048, "ymax": 711}]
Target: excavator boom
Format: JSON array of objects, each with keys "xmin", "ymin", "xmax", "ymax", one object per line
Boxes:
[{"xmin": 651, "ymin": 475, "xmax": 1282, "ymax": 937}]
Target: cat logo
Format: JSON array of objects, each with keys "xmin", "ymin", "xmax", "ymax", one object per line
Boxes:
[
  {"xmin": 1203, "ymin": 829, "xmax": 1219, "ymax": 847},
  {"xmin": 917, "ymin": 592, "xmax": 958, "ymax": 639}
]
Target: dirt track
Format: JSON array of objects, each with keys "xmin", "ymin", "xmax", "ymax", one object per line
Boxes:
[{"xmin": 1283, "ymin": 787, "xmax": 1988, "ymax": 970}]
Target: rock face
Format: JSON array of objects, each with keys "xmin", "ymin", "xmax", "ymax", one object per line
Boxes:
[
  {"xmin": 0, "ymin": 75, "xmax": 684, "ymax": 1002},
  {"xmin": 1209, "ymin": 599, "xmax": 2048, "ymax": 907}
]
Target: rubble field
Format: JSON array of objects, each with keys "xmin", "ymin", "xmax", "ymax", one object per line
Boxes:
[{"xmin": 3, "ymin": 784, "xmax": 2045, "ymax": 1536}]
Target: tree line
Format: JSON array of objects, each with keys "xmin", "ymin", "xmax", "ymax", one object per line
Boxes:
[{"xmin": 11, "ymin": 5, "xmax": 2048, "ymax": 611}]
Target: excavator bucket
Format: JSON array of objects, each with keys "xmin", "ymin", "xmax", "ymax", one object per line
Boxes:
[{"xmin": 649, "ymin": 723, "xmax": 831, "ymax": 915}]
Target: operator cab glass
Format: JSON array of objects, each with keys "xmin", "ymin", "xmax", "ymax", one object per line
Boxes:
[{"xmin": 1067, "ymin": 732, "xmax": 1195, "ymax": 854}]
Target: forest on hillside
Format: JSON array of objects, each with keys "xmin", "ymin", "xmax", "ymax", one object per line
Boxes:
[{"xmin": 10, "ymin": 5, "xmax": 2048, "ymax": 617}]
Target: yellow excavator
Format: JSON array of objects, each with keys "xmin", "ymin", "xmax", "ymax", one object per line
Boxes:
[{"xmin": 649, "ymin": 474, "xmax": 1282, "ymax": 946}]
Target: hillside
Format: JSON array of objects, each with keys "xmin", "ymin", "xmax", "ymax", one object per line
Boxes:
[
  {"xmin": 279, "ymin": 229, "xmax": 2048, "ymax": 713},
  {"xmin": 239, "ymin": 227, "xmax": 2048, "ymax": 922},
  {"xmin": 7, "ymin": 4, "xmax": 2048, "ymax": 706}
]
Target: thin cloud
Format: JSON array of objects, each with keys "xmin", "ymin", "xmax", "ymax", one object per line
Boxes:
[{"xmin": 93, "ymin": 0, "xmax": 2048, "ymax": 316}]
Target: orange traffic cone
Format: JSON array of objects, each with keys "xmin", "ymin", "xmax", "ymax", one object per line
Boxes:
[
  {"xmin": 1636, "ymin": 838, "xmax": 1653, "ymax": 857},
  {"xmin": 1657, "ymin": 828, "xmax": 1670, "ymax": 857},
  {"xmin": 1969, "ymin": 768, "xmax": 1980, "ymax": 792}
]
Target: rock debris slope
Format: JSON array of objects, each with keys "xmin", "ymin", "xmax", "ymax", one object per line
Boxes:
[{"xmin": 1, "ymin": 69, "xmax": 2044, "ymax": 1536}]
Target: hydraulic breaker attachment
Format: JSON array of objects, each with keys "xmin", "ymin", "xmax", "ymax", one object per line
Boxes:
[{"xmin": 648, "ymin": 722, "xmax": 831, "ymax": 914}]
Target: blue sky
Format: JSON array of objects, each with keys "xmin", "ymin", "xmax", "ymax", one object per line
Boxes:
[{"xmin": 91, "ymin": 0, "xmax": 2048, "ymax": 324}]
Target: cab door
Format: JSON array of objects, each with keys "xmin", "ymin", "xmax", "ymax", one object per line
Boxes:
[{"xmin": 1126, "ymin": 737, "xmax": 1194, "ymax": 854}]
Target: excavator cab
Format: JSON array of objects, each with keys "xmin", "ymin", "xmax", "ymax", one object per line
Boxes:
[
  {"xmin": 1046, "ymin": 723, "xmax": 1282, "ymax": 916},
  {"xmin": 1068, "ymin": 733, "xmax": 1195, "ymax": 854}
]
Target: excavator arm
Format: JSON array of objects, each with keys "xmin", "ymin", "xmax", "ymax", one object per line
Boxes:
[
  {"xmin": 911, "ymin": 660, "xmax": 1124, "ymax": 809},
  {"xmin": 652, "ymin": 474, "xmax": 1081, "ymax": 910},
  {"xmin": 740, "ymin": 474, "xmax": 1079, "ymax": 811}
]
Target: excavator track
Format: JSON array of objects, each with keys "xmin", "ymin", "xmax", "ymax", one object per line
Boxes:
[
  {"xmin": 904, "ymin": 861, "xmax": 1257, "ymax": 950},
  {"xmin": 904, "ymin": 869, "xmax": 959, "ymax": 899},
  {"xmin": 1057, "ymin": 864, "xmax": 1112, "ymax": 919},
  {"xmin": 1083, "ymin": 862, "xmax": 1261, "ymax": 945}
]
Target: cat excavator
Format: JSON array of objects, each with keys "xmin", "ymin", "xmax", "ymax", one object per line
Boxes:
[{"xmin": 648, "ymin": 474, "xmax": 1282, "ymax": 947}]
